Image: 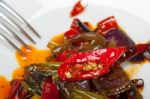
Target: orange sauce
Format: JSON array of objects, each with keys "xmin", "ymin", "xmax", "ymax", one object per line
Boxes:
[
  {"xmin": 0, "ymin": 76, "xmax": 11, "ymax": 99},
  {"xmin": 0, "ymin": 34, "xmax": 64, "ymax": 98},
  {"xmin": 51, "ymin": 33, "xmax": 64, "ymax": 44},
  {"xmin": 16, "ymin": 45, "xmax": 51, "ymax": 67},
  {"xmin": 0, "ymin": 45, "xmax": 51, "ymax": 98}
]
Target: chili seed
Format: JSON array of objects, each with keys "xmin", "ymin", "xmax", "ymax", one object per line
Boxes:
[
  {"xmin": 83, "ymin": 65, "xmax": 91, "ymax": 71},
  {"xmin": 89, "ymin": 62, "xmax": 97, "ymax": 68},
  {"xmin": 83, "ymin": 66, "xmax": 86, "ymax": 71},
  {"xmin": 84, "ymin": 66, "xmax": 89, "ymax": 71},
  {"xmin": 87, "ymin": 65, "xmax": 92, "ymax": 70},
  {"xmin": 65, "ymin": 72, "xmax": 72, "ymax": 78},
  {"xmin": 82, "ymin": 62, "xmax": 103, "ymax": 71},
  {"xmin": 97, "ymin": 64, "xmax": 103, "ymax": 69},
  {"xmin": 93, "ymin": 67, "xmax": 97, "ymax": 70}
]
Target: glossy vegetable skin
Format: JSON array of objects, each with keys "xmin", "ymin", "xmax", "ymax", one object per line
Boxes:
[
  {"xmin": 96, "ymin": 16, "xmax": 135, "ymax": 47},
  {"xmin": 104, "ymin": 29, "xmax": 135, "ymax": 47},
  {"xmin": 56, "ymin": 80, "xmax": 90, "ymax": 99},
  {"xmin": 65, "ymin": 18, "xmax": 91, "ymax": 39},
  {"xmin": 58, "ymin": 47, "xmax": 125, "ymax": 81},
  {"xmin": 96, "ymin": 16, "xmax": 118, "ymax": 35},
  {"xmin": 119, "ymin": 44, "xmax": 149, "ymax": 62},
  {"xmin": 58, "ymin": 43, "xmax": 149, "ymax": 82},
  {"xmin": 70, "ymin": 1, "xmax": 85, "ymax": 17},
  {"xmin": 41, "ymin": 78, "xmax": 60, "ymax": 99},
  {"xmin": 64, "ymin": 29, "xmax": 79, "ymax": 39},
  {"xmin": 66, "ymin": 33, "xmax": 107, "ymax": 49},
  {"xmin": 71, "ymin": 89, "xmax": 109, "ymax": 99},
  {"xmin": 8, "ymin": 80, "xmax": 22, "ymax": 99},
  {"xmin": 55, "ymin": 50, "xmax": 77, "ymax": 62},
  {"xmin": 24, "ymin": 62, "xmax": 61, "ymax": 95}
]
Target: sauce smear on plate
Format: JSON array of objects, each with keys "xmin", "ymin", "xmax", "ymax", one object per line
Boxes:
[
  {"xmin": 0, "ymin": 76, "xmax": 11, "ymax": 99},
  {"xmin": 16, "ymin": 45, "xmax": 51, "ymax": 67},
  {"xmin": 0, "ymin": 46, "xmax": 51, "ymax": 99}
]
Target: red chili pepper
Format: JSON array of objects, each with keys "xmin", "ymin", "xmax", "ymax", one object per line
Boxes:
[
  {"xmin": 130, "ymin": 44, "xmax": 149, "ymax": 59},
  {"xmin": 64, "ymin": 28, "xmax": 79, "ymax": 39},
  {"xmin": 65, "ymin": 18, "xmax": 92, "ymax": 39},
  {"xmin": 119, "ymin": 44, "xmax": 150, "ymax": 62},
  {"xmin": 71, "ymin": 18, "xmax": 84, "ymax": 33},
  {"xmin": 56, "ymin": 50, "xmax": 77, "ymax": 62},
  {"xmin": 18, "ymin": 89, "xmax": 30, "ymax": 99},
  {"xmin": 97, "ymin": 16, "xmax": 118, "ymax": 35},
  {"xmin": 41, "ymin": 78, "xmax": 60, "ymax": 99},
  {"xmin": 58, "ymin": 47, "xmax": 125, "ymax": 81},
  {"xmin": 70, "ymin": 1, "xmax": 85, "ymax": 17},
  {"xmin": 8, "ymin": 80, "xmax": 22, "ymax": 99}
]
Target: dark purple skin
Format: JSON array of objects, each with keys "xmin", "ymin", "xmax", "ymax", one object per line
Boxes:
[
  {"xmin": 104, "ymin": 29, "xmax": 135, "ymax": 47},
  {"xmin": 104, "ymin": 29, "xmax": 146, "ymax": 62},
  {"xmin": 92, "ymin": 66, "xmax": 130, "ymax": 96}
]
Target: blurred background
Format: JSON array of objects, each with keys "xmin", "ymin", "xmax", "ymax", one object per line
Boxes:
[{"xmin": 4, "ymin": 0, "xmax": 150, "ymax": 23}]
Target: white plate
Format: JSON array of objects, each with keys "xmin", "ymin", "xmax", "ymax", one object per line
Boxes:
[{"xmin": 0, "ymin": 5, "xmax": 150, "ymax": 98}]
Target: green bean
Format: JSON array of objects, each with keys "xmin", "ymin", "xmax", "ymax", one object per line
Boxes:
[
  {"xmin": 47, "ymin": 41, "xmax": 60, "ymax": 50},
  {"xmin": 71, "ymin": 89, "xmax": 109, "ymax": 99}
]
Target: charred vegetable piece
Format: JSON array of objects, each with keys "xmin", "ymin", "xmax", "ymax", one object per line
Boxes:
[
  {"xmin": 25, "ymin": 62, "xmax": 61, "ymax": 79},
  {"xmin": 65, "ymin": 19, "xmax": 91, "ymax": 39},
  {"xmin": 18, "ymin": 83, "xmax": 33, "ymax": 99},
  {"xmin": 71, "ymin": 89, "xmax": 109, "ymax": 99},
  {"xmin": 70, "ymin": 1, "xmax": 85, "ymax": 17},
  {"xmin": 130, "ymin": 54, "xmax": 145, "ymax": 62},
  {"xmin": 71, "ymin": 18, "xmax": 91, "ymax": 33},
  {"xmin": 111, "ymin": 86, "xmax": 143, "ymax": 99},
  {"xmin": 52, "ymin": 32, "xmax": 108, "ymax": 60},
  {"xmin": 25, "ymin": 62, "xmax": 61, "ymax": 95},
  {"xmin": 21, "ymin": 81, "xmax": 35, "ymax": 94},
  {"xmin": 18, "ymin": 88, "xmax": 32, "ymax": 99},
  {"xmin": 58, "ymin": 47, "xmax": 125, "ymax": 81},
  {"xmin": 66, "ymin": 32, "xmax": 108, "ymax": 49},
  {"xmin": 56, "ymin": 80, "xmax": 90, "ymax": 99},
  {"xmin": 41, "ymin": 78, "xmax": 60, "ymax": 99},
  {"xmin": 96, "ymin": 16, "xmax": 118, "ymax": 35},
  {"xmin": 71, "ymin": 18, "xmax": 84, "ymax": 33},
  {"xmin": 92, "ymin": 66, "xmax": 131, "ymax": 96},
  {"xmin": 77, "ymin": 20, "xmax": 91, "ymax": 32},
  {"xmin": 8, "ymin": 80, "xmax": 22, "ymax": 99},
  {"xmin": 131, "ymin": 79, "xmax": 144, "ymax": 89}
]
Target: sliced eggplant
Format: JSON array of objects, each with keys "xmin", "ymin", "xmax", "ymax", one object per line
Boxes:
[{"xmin": 92, "ymin": 66, "xmax": 131, "ymax": 96}]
